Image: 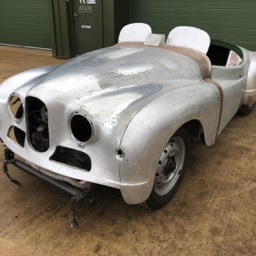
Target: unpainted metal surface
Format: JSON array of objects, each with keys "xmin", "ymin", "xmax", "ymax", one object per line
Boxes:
[
  {"xmin": 0, "ymin": 42, "xmax": 255, "ymax": 204},
  {"xmin": 0, "ymin": 46, "xmax": 255, "ymax": 256},
  {"xmin": 243, "ymin": 53, "xmax": 256, "ymax": 104}
]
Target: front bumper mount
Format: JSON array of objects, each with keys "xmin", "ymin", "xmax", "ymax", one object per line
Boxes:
[{"xmin": 2, "ymin": 147, "xmax": 96, "ymax": 228}]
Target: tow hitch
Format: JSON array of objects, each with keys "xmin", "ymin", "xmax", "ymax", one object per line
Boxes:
[{"xmin": 2, "ymin": 147, "xmax": 96, "ymax": 228}]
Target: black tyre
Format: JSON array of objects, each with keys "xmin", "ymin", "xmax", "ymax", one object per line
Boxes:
[
  {"xmin": 144, "ymin": 129, "xmax": 190, "ymax": 210},
  {"xmin": 238, "ymin": 103, "xmax": 255, "ymax": 116}
]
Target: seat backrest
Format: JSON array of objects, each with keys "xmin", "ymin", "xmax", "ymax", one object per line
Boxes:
[
  {"xmin": 118, "ymin": 23, "xmax": 152, "ymax": 43},
  {"xmin": 166, "ymin": 26, "xmax": 210, "ymax": 54}
]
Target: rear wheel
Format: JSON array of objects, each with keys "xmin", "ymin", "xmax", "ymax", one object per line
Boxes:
[
  {"xmin": 144, "ymin": 129, "xmax": 190, "ymax": 210},
  {"xmin": 238, "ymin": 103, "xmax": 255, "ymax": 116}
]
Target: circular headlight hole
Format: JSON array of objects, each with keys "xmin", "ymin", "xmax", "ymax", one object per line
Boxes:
[
  {"xmin": 8, "ymin": 95, "xmax": 23, "ymax": 119},
  {"xmin": 70, "ymin": 115, "xmax": 92, "ymax": 142}
]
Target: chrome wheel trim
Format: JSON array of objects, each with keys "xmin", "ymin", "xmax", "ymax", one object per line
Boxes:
[{"xmin": 154, "ymin": 136, "xmax": 186, "ymax": 196}]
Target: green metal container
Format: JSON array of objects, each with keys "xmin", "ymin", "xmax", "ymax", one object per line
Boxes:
[{"xmin": 49, "ymin": 0, "xmax": 129, "ymax": 58}]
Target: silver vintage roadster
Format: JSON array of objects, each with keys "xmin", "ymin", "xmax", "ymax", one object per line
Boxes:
[{"xmin": 0, "ymin": 24, "xmax": 256, "ymax": 225}]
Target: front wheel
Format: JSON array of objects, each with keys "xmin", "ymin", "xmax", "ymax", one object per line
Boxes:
[{"xmin": 144, "ymin": 129, "xmax": 190, "ymax": 210}]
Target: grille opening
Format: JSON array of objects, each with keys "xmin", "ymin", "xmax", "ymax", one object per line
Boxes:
[
  {"xmin": 26, "ymin": 97, "xmax": 49, "ymax": 152},
  {"xmin": 50, "ymin": 146, "xmax": 91, "ymax": 171},
  {"xmin": 8, "ymin": 126, "xmax": 25, "ymax": 147},
  {"xmin": 9, "ymin": 95, "xmax": 23, "ymax": 119},
  {"xmin": 70, "ymin": 115, "xmax": 92, "ymax": 142}
]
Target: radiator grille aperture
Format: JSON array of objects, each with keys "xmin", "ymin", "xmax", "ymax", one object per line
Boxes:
[{"xmin": 26, "ymin": 97, "xmax": 49, "ymax": 152}]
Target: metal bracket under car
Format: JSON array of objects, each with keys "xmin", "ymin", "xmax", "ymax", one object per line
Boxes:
[{"xmin": 2, "ymin": 147, "xmax": 96, "ymax": 228}]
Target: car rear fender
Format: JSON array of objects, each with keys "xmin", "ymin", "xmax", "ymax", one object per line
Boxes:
[{"xmin": 242, "ymin": 53, "xmax": 256, "ymax": 105}]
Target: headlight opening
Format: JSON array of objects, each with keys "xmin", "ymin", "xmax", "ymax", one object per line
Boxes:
[{"xmin": 69, "ymin": 112, "xmax": 93, "ymax": 144}]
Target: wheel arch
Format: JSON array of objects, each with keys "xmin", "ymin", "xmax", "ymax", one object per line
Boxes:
[
  {"xmin": 180, "ymin": 119, "xmax": 205, "ymax": 143},
  {"xmin": 118, "ymin": 115, "xmax": 216, "ymax": 204},
  {"xmin": 118, "ymin": 117, "xmax": 215, "ymax": 205}
]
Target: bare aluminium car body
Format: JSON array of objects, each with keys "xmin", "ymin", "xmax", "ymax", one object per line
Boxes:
[{"xmin": 0, "ymin": 39, "xmax": 256, "ymax": 207}]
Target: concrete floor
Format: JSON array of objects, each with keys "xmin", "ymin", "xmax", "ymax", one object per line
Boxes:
[{"xmin": 0, "ymin": 46, "xmax": 255, "ymax": 256}]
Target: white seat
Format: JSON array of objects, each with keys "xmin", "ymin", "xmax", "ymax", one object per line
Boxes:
[
  {"xmin": 166, "ymin": 26, "xmax": 210, "ymax": 54},
  {"xmin": 118, "ymin": 23, "xmax": 152, "ymax": 43}
]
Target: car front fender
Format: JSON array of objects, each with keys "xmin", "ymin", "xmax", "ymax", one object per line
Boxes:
[
  {"xmin": 118, "ymin": 82, "xmax": 221, "ymax": 204},
  {"xmin": 0, "ymin": 65, "xmax": 60, "ymax": 100}
]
